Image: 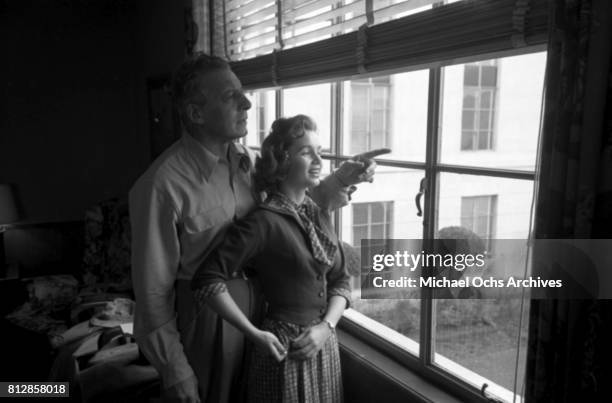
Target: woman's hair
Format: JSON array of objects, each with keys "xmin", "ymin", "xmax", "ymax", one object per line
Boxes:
[{"xmin": 254, "ymin": 114, "xmax": 317, "ymax": 193}]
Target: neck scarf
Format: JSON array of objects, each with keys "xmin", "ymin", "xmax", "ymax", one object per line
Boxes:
[{"xmin": 265, "ymin": 192, "xmax": 338, "ymax": 267}]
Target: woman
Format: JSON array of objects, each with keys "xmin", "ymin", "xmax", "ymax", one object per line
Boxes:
[{"xmin": 191, "ymin": 114, "xmax": 351, "ymax": 402}]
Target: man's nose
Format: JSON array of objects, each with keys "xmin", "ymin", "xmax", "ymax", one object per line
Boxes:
[{"xmin": 239, "ymin": 93, "xmax": 252, "ymax": 110}]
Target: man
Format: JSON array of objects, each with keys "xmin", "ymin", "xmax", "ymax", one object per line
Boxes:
[{"xmin": 130, "ymin": 53, "xmax": 383, "ymax": 402}]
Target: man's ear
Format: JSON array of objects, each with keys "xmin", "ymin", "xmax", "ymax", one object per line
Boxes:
[{"xmin": 186, "ymin": 103, "xmax": 206, "ymax": 125}]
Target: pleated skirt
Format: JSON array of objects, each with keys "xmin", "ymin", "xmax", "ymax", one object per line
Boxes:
[{"xmin": 247, "ymin": 318, "xmax": 343, "ymax": 403}]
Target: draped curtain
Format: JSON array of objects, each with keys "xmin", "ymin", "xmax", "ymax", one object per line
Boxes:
[{"xmin": 526, "ymin": 0, "xmax": 612, "ymax": 401}]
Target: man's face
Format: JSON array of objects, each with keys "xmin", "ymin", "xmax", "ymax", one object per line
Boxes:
[{"xmin": 193, "ymin": 68, "xmax": 252, "ymax": 141}]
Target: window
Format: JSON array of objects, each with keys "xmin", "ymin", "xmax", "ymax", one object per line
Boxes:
[
  {"xmin": 352, "ymin": 201, "xmax": 393, "ymax": 249},
  {"xmin": 461, "ymin": 195, "xmax": 497, "ymax": 240},
  {"xmin": 461, "ymin": 61, "xmax": 498, "ymax": 150},
  {"xmin": 350, "ymin": 77, "xmax": 391, "ymax": 154},
  {"xmin": 245, "ymin": 90, "xmax": 276, "ymax": 148},
  {"xmin": 225, "ymin": 1, "xmax": 549, "ymax": 401}
]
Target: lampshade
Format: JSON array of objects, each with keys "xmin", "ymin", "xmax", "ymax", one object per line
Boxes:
[{"xmin": 0, "ymin": 184, "xmax": 20, "ymax": 225}]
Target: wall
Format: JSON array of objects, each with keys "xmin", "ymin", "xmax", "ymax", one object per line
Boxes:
[{"xmin": 0, "ymin": 0, "xmax": 186, "ymax": 223}]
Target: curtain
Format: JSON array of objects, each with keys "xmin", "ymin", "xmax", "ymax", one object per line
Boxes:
[
  {"xmin": 526, "ymin": 0, "xmax": 612, "ymax": 401},
  {"xmin": 191, "ymin": 0, "xmax": 210, "ymax": 54}
]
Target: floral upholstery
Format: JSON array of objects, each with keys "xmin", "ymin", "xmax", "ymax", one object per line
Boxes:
[
  {"xmin": 5, "ymin": 198, "xmax": 133, "ymax": 339},
  {"xmin": 82, "ymin": 197, "xmax": 131, "ymax": 291}
]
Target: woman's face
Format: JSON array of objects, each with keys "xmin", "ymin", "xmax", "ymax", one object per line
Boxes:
[{"xmin": 283, "ymin": 130, "xmax": 323, "ymax": 190}]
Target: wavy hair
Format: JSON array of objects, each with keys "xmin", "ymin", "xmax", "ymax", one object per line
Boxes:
[
  {"xmin": 171, "ymin": 52, "xmax": 229, "ymax": 121},
  {"xmin": 254, "ymin": 114, "xmax": 317, "ymax": 193}
]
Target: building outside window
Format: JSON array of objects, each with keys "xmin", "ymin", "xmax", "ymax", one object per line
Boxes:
[
  {"xmin": 460, "ymin": 195, "xmax": 497, "ymax": 241},
  {"xmin": 461, "ymin": 61, "xmax": 498, "ymax": 150},
  {"xmin": 350, "ymin": 76, "xmax": 391, "ymax": 155}
]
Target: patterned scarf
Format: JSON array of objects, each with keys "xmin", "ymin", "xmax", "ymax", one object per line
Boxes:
[{"xmin": 265, "ymin": 192, "xmax": 338, "ymax": 267}]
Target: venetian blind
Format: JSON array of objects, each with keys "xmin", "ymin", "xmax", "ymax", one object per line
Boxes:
[{"xmin": 224, "ymin": 0, "xmax": 548, "ymax": 89}]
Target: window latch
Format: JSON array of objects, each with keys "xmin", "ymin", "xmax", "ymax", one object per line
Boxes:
[
  {"xmin": 415, "ymin": 177, "xmax": 427, "ymax": 217},
  {"xmin": 480, "ymin": 383, "xmax": 505, "ymax": 403}
]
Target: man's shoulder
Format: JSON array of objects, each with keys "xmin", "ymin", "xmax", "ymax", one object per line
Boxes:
[{"xmin": 131, "ymin": 141, "xmax": 194, "ymax": 195}]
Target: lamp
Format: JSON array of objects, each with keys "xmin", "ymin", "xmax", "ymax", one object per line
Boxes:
[{"xmin": 0, "ymin": 184, "xmax": 20, "ymax": 277}]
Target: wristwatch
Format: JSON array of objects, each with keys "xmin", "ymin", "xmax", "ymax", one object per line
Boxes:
[{"xmin": 323, "ymin": 319, "xmax": 335, "ymax": 330}]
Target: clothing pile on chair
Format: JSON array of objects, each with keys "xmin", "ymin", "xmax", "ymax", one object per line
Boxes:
[{"xmin": 4, "ymin": 198, "xmax": 159, "ymax": 402}]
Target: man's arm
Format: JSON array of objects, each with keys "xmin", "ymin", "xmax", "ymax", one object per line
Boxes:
[{"xmin": 129, "ymin": 183, "xmax": 196, "ymax": 394}]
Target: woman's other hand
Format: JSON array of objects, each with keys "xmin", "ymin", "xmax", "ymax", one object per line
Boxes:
[
  {"xmin": 288, "ymin": 322, "xmax": 331, "ymax": 361},
  {"xmin": 253, "ymin": 329, "xmax": 287, "ymax": 362}
]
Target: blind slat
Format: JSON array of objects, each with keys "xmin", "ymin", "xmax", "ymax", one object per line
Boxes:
[
  {"xmin": 228, "ymin": 3, "xmax": 276, "ymax": 27},
  {"xmin": 283, "ymin": 16, "xmax": 367, "ymax": 48},
  {"xmin": 234, "ymin": 43, "xmax": 278, "ymax": 60},
  {"xmin": 228, "ymin": 30, "xmax": 276, "ymax": 54},
  {"xmin": 373, "ymin": 0, "xmax": 439, "ymax": 22},
  {"xmin": 290, "ymin": 3, "xmax": 364, "ymax": 29},
  {"xmin": 282, "ymin": 0, "xmax": 338, "ymax": 21},
  {"xmin": 227, "ymin": 0, "xmax": 275, "ymax": 20},
  {"xmin": 229, "ymin": 0, "xmax": 549, "ymax": 89},
  {"xmin": 229, "ymin": 18, "xmax": 276, "ymax": 38}
]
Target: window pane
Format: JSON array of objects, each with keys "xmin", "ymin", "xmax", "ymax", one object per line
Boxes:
[
  {"xmin": 353, "ymin": 203, "xmax": 368, "ymax": 226},
  {"xmin": 463, "ymin": 93, "xmax": 476, "ymax": 109},
  {"xmin": 340, "ymin": 168, "xmax": 423, "ymax": 352},
  {"xmin": 463, "ymin": 65, "xmax": 479, "ymax": 86},
  {"xmin": 434, "ymin": 173, "xmax": 532, "ymax": 393},
  {"xmin": 371, "ymin": 110, "xmax": 385, "ymax": 132},
  {"xmin": 479, "ymin": 111, "xmax": 490, "ymax": 130},
  {"xmin": 441, "ymin": 52, "xmax": 547, "ymax": 168},
  {"xmin": 462, "ymin": 110, "xmax": 475, "ymax": 130},
  {"xmin": 480, "ymin": 90, "xmax": 491, "ymax": 109},
  {"xmin": 481, "ymin": 65, "xmax": 498, "ymax": 86},
  {"xmin": 372, "ymin": 86, "xmax": 388, "ymax": 109},
  {"xmin": 352, "ymin": 226, "xmax": 368, "ymax": 246},
  {"xmin": 283, "ymin": 83, "xmax": 332, "ymax": 150},
  {"xmin": 343, "ymin": 71, "xmax": 428, "ymax": 161},
  {"xmin": 461, "ymin": 131, "xmax": 474, "ymax": 150},
  {"xmin": 245, "ymin": 89, "xmax": 276, "ymax": 147},
  {"xmin": 478, "ymin": 131, "xmax": 490, "ymax": 150},
  {"xmin": 369, "ymin": 202, "xmax": 384, "ymax": 222},
  {"xmin": 369, "ymin": 224, "xmax": 386, "ymax": 239}
]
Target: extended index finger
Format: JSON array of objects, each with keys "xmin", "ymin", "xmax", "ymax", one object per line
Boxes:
[{"xmin": 353, "ymin": 148, "xmax": 391, "ymax": 161}]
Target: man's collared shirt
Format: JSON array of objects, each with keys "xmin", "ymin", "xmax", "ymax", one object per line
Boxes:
[{"xmin": 129, "ymin": 133, "xmax": 256, "ymax": 388}]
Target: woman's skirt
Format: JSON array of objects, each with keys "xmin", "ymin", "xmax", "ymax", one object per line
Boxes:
[{"xmin": 247, "ymin": 318, "xmax": 343, "ymax": 403}]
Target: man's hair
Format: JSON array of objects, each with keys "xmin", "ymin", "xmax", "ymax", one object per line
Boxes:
[
  {"xmin": 171, "ymin": 52, "xmax": 230, "ymax": 111},
  {"xmin": 254, "ymin": 114, "xmax": 317, "ymax": 193}
]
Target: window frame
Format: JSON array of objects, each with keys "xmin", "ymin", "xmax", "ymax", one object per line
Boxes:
[{"xmin": 234, "ymin": 9, "xmax": 547, "ymax": 403}]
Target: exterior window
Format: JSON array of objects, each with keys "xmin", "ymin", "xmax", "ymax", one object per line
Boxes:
[
  {"xmin": 461, "ymin": 61, "xmax": 498, "ymax": 150},
  {"xmin": 350, "ymin": 76, "xmax": 391, "ymax": 154},
  {"xmin": 256, "ymin": 92, "xmax": 268, "ymax": 144},
  {"xmin": 352, "ymin": 201, "xmax": 394, "ymax": 251},
  {"xmin": 351, "ymin": 201, "xmax": 394, "ymax": 292},
  {"xmin": 244, "ymin": 90, "xmax": 276, "ymax": 148},
  {"xmin": 460, "ymin": 195, "xmax": 497, "ymax": 240}
]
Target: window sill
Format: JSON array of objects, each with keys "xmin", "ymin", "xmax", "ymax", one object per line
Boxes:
[{"xmin": 337, "ymin": 328, "xmax": 464, "ymax": 403}]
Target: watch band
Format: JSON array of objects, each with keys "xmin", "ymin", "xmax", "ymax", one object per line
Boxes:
[{"xmin": 323, "ymin": 319, "xmax": 335, "ymax": 330}]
